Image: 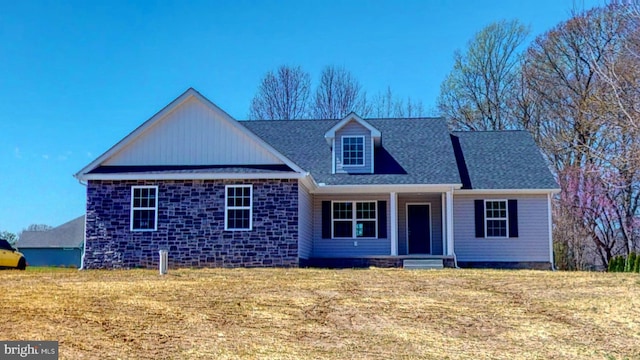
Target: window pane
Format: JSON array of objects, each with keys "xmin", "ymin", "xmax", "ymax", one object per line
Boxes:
[
  {"xmin": 228, "ymin": 209, "xmax": 250, "ymax": 230},
  {"xmin": 356, "ymin": 221, "xmax": 376, "ymax": 237},
  {"xmin": 333, "ymin": 221, "xmax": 352, "ymax": 237},
  {"xmin": 133, "ymin": 209, "xmax": 155, "ymax": 230},
  {"xmin": 487, "ymin": 219, "xmax": 507, "ymax": 237},
  {"xmin": 356, "ymin": 202, "xmax": 376, "ymax": 219},
  {"xmin": 333, "ymin": 202, "xmax": 352, "ymax": 219},
  {"xmin": 148, "ymin": 189, "xmax": 156, "ymax": 207},
  {"xmin": 486, "ymin": 201, "xmax": 507, "ymax": 219},
  {"xmin": 343, "ymin": 137, "xmax": 364, "ymax": 165}
]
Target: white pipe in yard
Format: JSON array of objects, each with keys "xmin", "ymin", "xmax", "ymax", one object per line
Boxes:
[{"xmin": 159, "ymin": 250, "xmax": 168, "ymax": 275}]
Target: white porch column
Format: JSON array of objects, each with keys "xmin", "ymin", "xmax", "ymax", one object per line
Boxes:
[
  {"xmin": 446, "ymin": 188, "xmax": 454, "ymax": 256},
  {"xmin": 441, "ymin": 193, "xmax": 446, "ymax": 254},
  {"xmin": 390, "ymin": 192, "xmax": 398, "ymax": 256}
]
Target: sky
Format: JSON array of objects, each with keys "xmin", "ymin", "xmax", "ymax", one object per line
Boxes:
[{"xmin": 0, "ymin": 0, "xmax": 603, "ymax": 235}]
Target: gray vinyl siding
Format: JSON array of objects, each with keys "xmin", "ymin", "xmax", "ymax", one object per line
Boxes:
[
  {"xmin": 335, "ymin": 121, "xmax": 373, "ymax": 174},
  {"xmin": 453, "ymin": 194, "xmax": 550, "ymax": 262},
  {"xmin": 312, "ymin": 194, "xmax": 390, "ymax": 257},
  {"xmin": 298, "ymin": 182, "xmax": 313, "ymax": 259},
  {"xmin": 398, "ymin": 194, "xmax": 443, "ymax": 255}
]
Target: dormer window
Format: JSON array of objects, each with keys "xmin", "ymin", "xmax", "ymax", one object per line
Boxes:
[
  {"xmin": 325, "ymin": 113, "xmax": 380, "ymax": 174},
  {"xmin": 342, "ymin": 136, "xmax": 364, "ymax": 166}
]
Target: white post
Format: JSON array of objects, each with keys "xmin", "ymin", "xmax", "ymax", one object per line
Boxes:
[
  {"xmin": 441, "ymin": 192, "xmax": 446, "ymax": 254},
  {"xmin": 446, "ymin": 189, "xmax": 454, "ymax": 256},
  {"xmin": 390, "ymin": 192, "xmax": 398, "ymax": 256},
  {"xmin": 159, "ymin": 250, "xmax": 168, "ymax": 275}
]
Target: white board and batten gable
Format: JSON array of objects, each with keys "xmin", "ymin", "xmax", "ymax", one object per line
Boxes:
[
  {"xmin": 75, "ymin": 88, "xmax": 304, "ymax": 181},
  {"xmin": 324, "ymin": 113, "xmax": 381, "ymax": 175}
]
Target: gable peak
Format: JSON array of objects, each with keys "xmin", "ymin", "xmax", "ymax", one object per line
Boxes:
[{"xmin": 324, "ymin": 113, "xmax": 381, "ymax": 146}]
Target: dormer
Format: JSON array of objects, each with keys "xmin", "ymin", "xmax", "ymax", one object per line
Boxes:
[{"xmin": 324, "ymin": 113, "xmax": 381, "ymax": 174}]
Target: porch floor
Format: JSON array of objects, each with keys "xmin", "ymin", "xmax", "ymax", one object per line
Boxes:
[{"xmin": 300, "ymin": 256, "xmax": 455, "ymax": 269}]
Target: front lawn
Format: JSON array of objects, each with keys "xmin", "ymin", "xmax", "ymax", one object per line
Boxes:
[{"xmin": 2, "ymin": 268, "xmax": 638, "ymax": 359}]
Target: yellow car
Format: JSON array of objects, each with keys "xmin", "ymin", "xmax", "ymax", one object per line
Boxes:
[{"xmin": 0, "ymin": 238, "xmax": 26, "ymax": 270}]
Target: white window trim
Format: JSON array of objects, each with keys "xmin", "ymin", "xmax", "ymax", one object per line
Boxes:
[
  {"xmin": 341, "ymin": 135, "xmax": 366, "ymax": 167},
  {"xmin": 224, "ymin": 184, "xmax": 253, "ymax": 231},
  {"xmin": 331, "ymin": 200, "xmax": 377, "ymax": 239},
  {"xmin": 484, "ymin": 199, "xmax": 509, "ymax": 238},
  {"xmin": 130, "ymin": 185, "xmax": 159, "ymax": 232}
]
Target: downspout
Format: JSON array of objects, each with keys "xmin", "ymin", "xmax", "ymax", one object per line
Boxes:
[
  {"xmin": 548, "ymin": 192, "xmax": 556, "ymax": 271},
  {"xmin": 445, "ymin": 188, "xmax": 459, "ymax": 269},
  {"xmin": 77, "ymin": 178, "xmax": 87, "ymax": 270}
]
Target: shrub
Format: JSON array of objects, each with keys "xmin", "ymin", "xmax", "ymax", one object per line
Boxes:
[
  {"xmin": 618, "ymin": 256, "xmax": 626, "ymax": 272},
  {"xmin": 626, "ymin": 253, "xmax": 636, "ymax": 272},
  {"xmin": 634, "ymin": 255, "xmax": 640, "ymax": 273},
  {"xmin": 609, "ymin": 256, "xmax": 620, "ymax": 272},
  {"xmin": 610, "ymin": 257, "xmax": 621, "ymax": 272}
]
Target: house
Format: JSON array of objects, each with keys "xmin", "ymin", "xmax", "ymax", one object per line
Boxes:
[
  {"xmin": 75, "ymin": 88, "xmax": 559, "ymax": 269},
  {"xmin": 16, "ymin": 216, "xmax": 85, "ymax": 267}
]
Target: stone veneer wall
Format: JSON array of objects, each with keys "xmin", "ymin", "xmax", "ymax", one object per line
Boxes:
[{"xmin": 84, "ymin": 179, "xmax": 299, "ymax": 269}]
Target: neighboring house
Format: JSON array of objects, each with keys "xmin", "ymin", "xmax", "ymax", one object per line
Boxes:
[
  {"xmin": 16, "ymin": 216, "xmax": 85, "ymax": 267},
  {"xmin": 75, "ymin": 88, "xmax": 559, "ymax": 270}
]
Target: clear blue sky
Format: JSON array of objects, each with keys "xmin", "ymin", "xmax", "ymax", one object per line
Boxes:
[{"xmin": 0, "ymin": 0, "xmax": 601, "ymax": 234}]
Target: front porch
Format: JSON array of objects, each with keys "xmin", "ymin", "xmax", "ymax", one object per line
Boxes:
[{"xmin": 308, "ymin": 187, "xmax": 456, "ymax": 260}]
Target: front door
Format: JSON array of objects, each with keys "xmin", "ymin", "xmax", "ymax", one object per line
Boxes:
[{"xmin": 407, "ymin": 204, "xmax": 431, "ymax": 254}]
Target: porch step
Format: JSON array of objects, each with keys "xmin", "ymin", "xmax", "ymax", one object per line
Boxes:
[{"xmin": 403, "ymin": 259, "xmax": 444, "ymax": 270}]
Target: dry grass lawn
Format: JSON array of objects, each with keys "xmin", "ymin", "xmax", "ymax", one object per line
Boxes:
[{"xmin": 1, "ymin": 267, "xmax": 639, "ymax": 359}]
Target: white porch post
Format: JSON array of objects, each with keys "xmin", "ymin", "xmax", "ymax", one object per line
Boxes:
[
  {"xmin": 441, "ymin": 193, "xmax": 446, "ymax": 254},
  {"xmin": 390, "ymin": 192, "xmax": 398, "ymax": 256},
  {"xmin": 445, "ymin": 188, "xmax": 454, "ymax": 256}
]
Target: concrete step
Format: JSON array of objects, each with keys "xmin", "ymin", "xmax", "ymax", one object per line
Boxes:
[{"xmin": 403, "ymin": 259, "xmax": 444, "ymax": 270}]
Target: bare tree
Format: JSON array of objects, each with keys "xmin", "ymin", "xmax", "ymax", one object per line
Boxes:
[
  {"xmin": 249, "ymin": 65, "xmax": 311, "ymax": 120},
  {"xmin": 313, "ymin": 66, "xmax": 364, "ymax": 119},
  {"xmin": 523, "ymin": 3, "xmax": 640, "ymax": 268},
  {"xmin": 249, "ymin": 65, "xmax": 428, "ymax": 119},
  {"xmin": 438, "ymin": 20, "xmax": 530, "ymax": 131},
  {"xmin": 24, "ymin": 224, "xmax": 53, "ymax": 232},
  {"xmin": 368, "ymin": 87, "xmax": 427, "ymax": 118},
  {"xmin": 0, "ymin": 230, "xmax": 18, "ymax": 245}
]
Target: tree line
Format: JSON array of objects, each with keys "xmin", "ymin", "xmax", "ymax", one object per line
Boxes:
[
  {"xmin": 249, "ymin": 2, "xmax": 639, "ymax": 270},
  {"xmin": 248, "ymin": 65, "xmax": 427, "ymax": 120},
  {"xmin": 437, "ymin": 2, "xmax": 639, "ymax": 270}
]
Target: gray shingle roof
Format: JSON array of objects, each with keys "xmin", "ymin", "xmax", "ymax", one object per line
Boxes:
[
  {"xmin": 16, "ymin": 216, "xmax": 85, "ymax": 249},
  {"xmin": 242, "ymin": 118, "xmax": 463, "ymax": 185},
  {"xmin": 452, "ymin": 131, "xmax": 558, "ymax": 189}
]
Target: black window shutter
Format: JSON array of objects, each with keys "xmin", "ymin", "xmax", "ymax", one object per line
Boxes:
[
  {"xmin": 322, "ymin": 201, "xmax": 331, "ymax": 239},
  {"xmin": 508, "ymin": 199, "xmax": 519, "ymax": 238},
  {"xmin": 377, "ymin": 201, "xmax": 387, "ymax": 238},
  {"xmin": 474, "ymin": 200, "xmax": 485, "ymax": 238}
]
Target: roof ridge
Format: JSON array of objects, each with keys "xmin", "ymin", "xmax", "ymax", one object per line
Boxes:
[
  {"xmin": 240, "ymin": 117, "xmax": 444, "ymax": 123},
  {"xmin": 239, "ymin": 118, "xmax": 338, "ymax": 123},
  {"xmin": 452, "ymin": 129, "xmax": 528, "ymax": 133}
]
